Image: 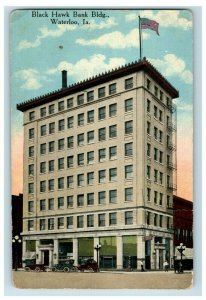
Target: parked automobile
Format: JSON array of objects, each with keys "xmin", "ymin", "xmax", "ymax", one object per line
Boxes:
[
  {"xmin": 24, "ymin": 259, "xmax": 47, "ymax": 272},
  {"xmin": 77, "ymin": 259, "xmax": 99, "ymax": 272},
  {"xmin": 51, "ymin": 259, "xmax": 76, "ymax": 272}
]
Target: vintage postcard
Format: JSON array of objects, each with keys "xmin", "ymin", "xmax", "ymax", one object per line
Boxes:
[{"xmin": 11, "ymin": 8, "xmax": 193, "ymax": 290}]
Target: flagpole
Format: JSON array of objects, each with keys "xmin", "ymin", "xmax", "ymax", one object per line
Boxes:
[{"xmin": 138, "ymin": 16, "xmax": 142, "ymax": 60}]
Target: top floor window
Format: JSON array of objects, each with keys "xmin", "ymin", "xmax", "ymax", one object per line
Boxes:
[
  {"xmin": 77, "ymin": 94, "xmax": 84, "ymax": 105},
  {"xmin": 147, "ymin": 78, "xmax": 151, "ymax": 90},
  {"xmin": 58, "ymin": 101, "xmax": 64, "ymax": 111},
  {"xmin": 154, "ymin": 86, "xmax": 158, "ymax": 97},
  {"xmin": 109, "ymin": 83, "xmax": 116, "ymax": 95},
  {"xmin": 49, "ymin": 104, "xmax": 55, "ymax": 114},
  {"xmin": 160, "ymin": 91, "xmax": 164, "ymax": 101},
  {"xmin": 67, "ymin": 98, "xmax": 73, "ymax": 109},
  {"xmin": 87, "ymin": 91, "xmax": 94, "ymax": 102},
  {"xmin": 29, "ymin": 111, "xmax": 35, "ymax": 121},
  {"xmin": 125, "ymin": 77, "xmax": 133, "ymax": 90},
  {"xmin": 40, "ymin": 107, "xmax": 46, "ymax": 117},
  {"xmin": 98, "ymin": 87, "xmax": 105, "ymax": 98}
]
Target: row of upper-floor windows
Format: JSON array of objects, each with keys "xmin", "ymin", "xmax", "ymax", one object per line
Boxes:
[
  {"xmin": 146, "ymin": 211, "xmax": 172, "ymax": 229},
  {"xmin": 28, "ymin": 166, "xmax": 134, "ymax": 193},
  {"xmin": 28, "ymin": 78, "xmax": 134, "ymax": 121},
  {"xmin": 146, "ymin": 78, "xmax": 172, "ymax": 106}
]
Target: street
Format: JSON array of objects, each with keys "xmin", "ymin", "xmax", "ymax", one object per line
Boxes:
[{"xmin": 12, "ymin": 270, "xmax": 193, "ymax": 289}]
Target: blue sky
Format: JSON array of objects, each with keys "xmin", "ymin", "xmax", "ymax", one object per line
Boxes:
[{"xmin": 10, "ymin": 9, "xmax": 193, "ymax": 199}]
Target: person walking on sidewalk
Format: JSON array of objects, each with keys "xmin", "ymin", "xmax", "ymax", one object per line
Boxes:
[{"xmin": 163, "ymin": 260, "xmax": 169, "ymax": 272}]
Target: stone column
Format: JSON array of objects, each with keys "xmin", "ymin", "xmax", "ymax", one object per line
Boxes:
[
  {"xmin": 53, "ymin": 239, "xmax": 58, "ymax": 264},
  {"xmin": 156, "ymin": 248, "xmax": 160, "ymax": 270},
  {"xmin": 137, "ymin": 235, "xmax": 145, "ymax": 270},
  {"xmin": 73, "ymin": 238, "xmax": 78, "ymax": 265},
  {"xmin": 150, "ymin": 237, "xmax": 155, "ymax": 270},
  {"xmin": 116, "ymin": 235, "xmax": 123, "ymax": 270},
  {"xmin": 93, "ymin": 237, "xmax": 99, "ymax": 261},
  {"xmin": 36, "ymin": 240, "xmax": 40, "ymax": 264},
  {"xmin": 49, "ymin": 249, "xmax": 53, "ymax": 267},
  {"xmin": 22, "ymin": 240, "xmax": 27, "ymax": 267}
]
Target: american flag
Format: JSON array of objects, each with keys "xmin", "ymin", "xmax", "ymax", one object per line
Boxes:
[{"xmin": 140, "ymin": 18, "xmax": 159, "ymax": 35}]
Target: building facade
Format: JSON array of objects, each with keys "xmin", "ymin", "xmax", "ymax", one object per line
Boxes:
[{"xmin": 17, "ymin": 58, "xmax": 178, "ymax": 270}]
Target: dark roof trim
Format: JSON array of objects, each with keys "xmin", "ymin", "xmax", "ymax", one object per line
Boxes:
[{"xmin": 17, "ymin": 58, "xmax": 179, "ymax": 112}]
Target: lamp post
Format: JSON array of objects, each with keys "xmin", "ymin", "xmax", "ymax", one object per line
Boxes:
[
  {"xmin": 94, "ymin": 244, "xmax": 101, "ymax": 270},
  {"xmin": 177, "ymin": 243, "xmax": 186, "ymax": 273},
  {"xmin": 12, "ymin": 235, "xmax": 22, "ymax": 271}
]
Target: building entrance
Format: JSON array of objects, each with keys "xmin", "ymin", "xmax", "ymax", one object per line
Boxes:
[{"xmin": 43, "ymin": 250, "xmax": 49, "ymax": 266}]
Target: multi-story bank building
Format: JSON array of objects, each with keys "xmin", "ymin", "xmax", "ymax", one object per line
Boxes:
[{"xmin": 17, "ymin": 58, "xmax": 178, "ymax": 270}]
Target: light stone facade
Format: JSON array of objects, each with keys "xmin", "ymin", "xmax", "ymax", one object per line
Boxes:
[{"xmin": 18, "ymin": 59, "xmax": 178, "ymax": 270}]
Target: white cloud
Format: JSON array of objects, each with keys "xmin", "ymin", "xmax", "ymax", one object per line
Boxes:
[
  {"xmin": 173, "ymin": 98, "xmax": 193, "ymax": 111},
  {"xmin": 83, "ymin": 17, "xmax": 118, "ymax": 30},
  {"xmin": 149, "ymin": 54, "xmax": 193, "ymax": 84},
  {"xmin": 46, "ymin": 54, "xmax": 127, "ymax": 81},
  {"xmin": 76, "ymin": 29, "xmax": 149, "ymax": 49},
  {"xmin": 15, "ymin": 69, "xmax": 42, "ymax": 90},
  {"xmin": 125, "ymin": 10, "xmax": 192, "ymax": 30}
]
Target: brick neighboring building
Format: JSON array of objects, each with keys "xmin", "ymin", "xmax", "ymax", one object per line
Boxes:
[{"xmin": 12, "ymin": 194, "xmax": 23, "ymax": 268}]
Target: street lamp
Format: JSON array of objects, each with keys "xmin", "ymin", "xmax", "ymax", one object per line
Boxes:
[
  {"xmin": 12, "ymin": 235, "xmax": 22, "ymax": 271},
  {"xmin": 94, "ymin": 244, "xmax": 101, "ymax": 270},
  {"xmin": 177, "ymin": 243, "xmax": 186, "ymax": 273}
]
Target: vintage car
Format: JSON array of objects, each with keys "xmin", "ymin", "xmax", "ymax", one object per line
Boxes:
[
  {"xmin": 24, "ymin": 259, "xmax": 47, "ymax": 272},
  {"xmin": 51, "ymin": 259, "xmax": 76, "ymax": 272},
  {"xmin": 76, "ymin": 259, "xmax": 99, "ymax": 272}
]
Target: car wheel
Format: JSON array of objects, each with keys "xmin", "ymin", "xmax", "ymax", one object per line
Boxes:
[
  {"xmin": 88, "ymin": 267, "xmax": 93, "ymax": 272},
  {"xmin": 63, "ymin": 267, "xmax": 69, "ymax": 272},
  {"xmin": 35, "ymin": 267, "xmax": 41, "ymax": 272},
  {"xmin": 52, "ymin": 267, "xmax": 57, "ymax": 272},
  {"xmin": 25, "ymin": 267, "xmax": 30, "ymax": 272}
]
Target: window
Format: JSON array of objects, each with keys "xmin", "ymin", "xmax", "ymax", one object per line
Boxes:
[
  {"xmin": 48, "ymin": 218, "xmax": 54, "ymax": 230},
  {"xmin": 147, "ymin": 99, "xmax": 151, "ymax": 113},
  {"xmin": 87, "ymin": 172, "xmax": 94, "ymax": 185},
  {"xmin": 28, "ymin": 220, "xmax": 34, "ymax": 231},
  {"xmin": 87, "ymin": 151, "xmax": 94, "ymax": 164},
  {"xmin": 109, "ymin": 146, "xmax": 117, "ymax": 160},
  {"xmin": 154, "ymin": 214, "xmax": 158, "ymax": 226},
  {"xmin": 154, "ymin": 127, "xmax": 158, "ymax": 140},
  {"xmin": 28, "ymin": 201, "xmax": 34, "ymax": 212},
  {"xmin": 109, "ymin": 168, "xmax": 117, "ymax": 181},
  {"xmin": 48, "ymin": 160, "xmax": 54, "ymax": 172},
  {"xmin": 48, "ymin": 198, "xmax": 54, "ymax": 210},
  {"xmin": 77, "ymin": 216, "xmax": 84, "ymax": 228},
  {"xmin": 125, "ymin": 211, "xmax": 133, "ymax": 225},
  {"xmin": 167, "ymin": 195, "xmax": 170, "ymax": 208},
  {"xmin": 29, "ymin": 146, "xmax": 34, "ymax": 157},
  {"xmin": 109, "ymin": 103, "xmax": 117, "ymax": 117},
  {"xmin": 98, "ymin": 214, "xmax": 105, "ymax": 226},
  {"xmin": 40, "ymin": 143, "xmax": 46, "ymax": 154},
  {"xmin": 159, "ymin": 172, "xmax": 163, "ymax": 185},
  {"xmin": 125, "ymin": 165, "xmax": 133, "ymax": 179},
  {"xmin": 99, "ymin": 170, "xmax": 106, "ymax": 183},
  {"xmin": 154, "ymin": 169, "xmax": 158, "ymax": 183},
  {"xmin": 98, "ymin": 191, "xmax": 105, "ymax": 205},
  {"xmin": 49, "ymin": 104, "xmax": 55, "ymax": 114},
  {"xmin": 147, "ymin": 78, "xmax": 151, "ymax": 90},
  {"xmin": 109, "ymin": 125, "xmax": 117, "ymax": 138},
  {"xmin": 58, "ymin": 197, "xmax": 64, "ymax": 209},
  {"xmin": 58, "ymin": 101, "xmax": 65, "ymax": 111},
  {"xmin": 159, "ymin": 110, "xmax": 163, "ymax": 122},
  {"xmin": 154, "ymin": 148, "xmax": 158, "ymax": 161},
  {"xmin": 125, "ymin": 187, "xmax": 133, "ymax": 201},
  {"xmin": 147, "ymin": 165, "xmax": 151, "ymax": 179},
  {"xmin": 147, "ymin": 188, "xmax": 151, "ymax": 202},
  {"xmin": 109, "ymin": 83, "xmax": 116, "ymax": 95},
  {"xmin": 147, "ymin": 122, "xmax": 151, "ymax": 135},
  {"xmin": 125, "ymin": 120, "xmax": 133, "ymax": 134},
  {"xmin": 28, "ymin": 164, "xmax": 34, "ymax": 176},
  {"xmin": 58, "ymin": 119, "xmax": 65, "ymax": 131},
  {"xmin": 87, "ymin": 130, "xmax": 94, "ymax": 143},
  {"xmin": 58, "ymin": 217, "xmax": 64, "ymax": 229},
  {"xmin": 48, "ymin": 179, "xmax": 54, "ymax": 191},
  {"xmin": 98, "ymin": 148, "xmax": 106, "ymax": 162},
  {"xmin": 98, "ymin": 128, "xmax": 106, "ymax": 141},
  {"xmin": 109, "ymin": 190, "xmax": 117, "ymax": 203},
  {"xmin": 159, "ymin": 215, "xmax": 163, "ymax": 227},
  {"xmin": 67, "ymin": 216, "xmax": 73, "ymax": 229},
  {"xmin": 147, "ymin": 143, "xmax": 151, "ymax": 157},
  {"xmin": 146, "ymin": 211, "xmax": 151, "ymax": 225},
  {"xmin": 77, "ymin": 194, "xmax": 84, "ymax": 207},
  {"xmin": 167, "ymin": 217, "xmax": 170, "ymax": 229},
  {"xmin": 49, "ymin": 141, "xmax": 54, "ymax": 153},
  {"xmin": 29, "ymin": 111, "xmax": 35, "ymax": 121},
  {"xmin": 40, "ymin": 219, "xmax": 46, "ymax": 230},
  {"xmin": 40, "ymin": 181, "xmax": 46, "ymax": 192},
  {"xmin": 125, "ymin": 98, "xmax": 133, "ymax": 112},
  {"xmin": 125, "ymin": 142, "xmax": 133, "ymax": 156},
  {"xmin": 78, "ymin": 113, "xmax": 84, "ymax": 126},
  {"xmin": 58, "ymin": 158, "xmax": 64, "ymax": 170},
  {"xmin": 58, "ymin": 177, "xmax": 64, "ymax": 189},
  {"xmin": 40, "ymin": 125, "xmax": 46, "ymax": 136},
  {"xmin": 154, "ymin": 191, "xmax": 158, "ymax": 204},
  {"xmin": 29, "ymin": 128, "xmax": 34, "ymax": 139},
  {"xmin": 40, "ymin": 199, "xmax": 46, "ymax": 211},
  {"xmin": 67, "ymin": 196, "xmax": 73, "ymax": 208},
  {"xmin": 67, "ymin": 176, "xmax": 73, "ymax": 188},
  {"xmin": 77, "ymin": 174, "xmax": 84, "ymax": 187},
  {"xmin": 154, "ymin": 86, "xmax": 158, "ymax": 97},
  {"xmin": 125, "ymin": 77, "xmax": 133, "ymax": 90},
  {"xmin": 87, "ymin": 215, "xmax": 94, "ymax": 227},
  {"xmin": 109, "ymin": 212, "xmax": 117, "ymax": 225},
  {"xmin": 67, "ymin": 154, "xmax": 74, "ymax": 167},
  {"xmin": 159, "ymin": 151, "xmax": 163, "ymax": 164},
  {"xmin": 87, "ymin": 110, "xmax": 94, "ymax": 123},
  {"xmin": 40, "ymin": 162, "xmax": 46, "ymax": 173},
  {"xmin": 160, "ymin": 91, "xmax": 163, "ymax": 101},
  {"xmin": 49, "ymin": 122, "xmax": 55, "ymax": 134},
  {"xmin": 67, "ymin": 136, "xmax": 74, "ymax": 148},
  {"xmin": 98, "ymin": 87, "xmax": 105, "ymax": 98},
  {"xmin": 159, "ymin": 131, "xmax": 163, "ymax": 143},
  {"xmin": 154, "ymin": 105, "xmax": 158, "ymax": 118},
  {"xmin": 87, "ymin": 90, "xmax": 94, "ymax": 102},
  {"xmin": 98, "ymin": 107, "xmax": 106, "ymax": 120},
  {"xmin": 67, "ymin": 97, "xmax": 73, "ymax": 108},
  {"xmin": 77, "ymin": 133, "xmax": 84, "ymax": 146},
  {"xmin": 77, "ymin": 94, "xmax": 84, "ymax": 105},
  {"xmin": 40, "ymin": 107, "xmax": 46, "ymax": 117},
  {"xmin": 77, "ymin": 153, "xmax": 84, "ymax": 166},
  {"xmin": 58, "ymin": 138, "xmax": 64, "ymax": 150},
  {"xmin": 67, "ymin": 116, "xmax": 74, "ymax": 128},
  {"xmin": 87, "ymin": 193, "xmax": 94, "ymax": 205},
  {"xmin": 159, "ymin": 193, "xmax": 163, "ymax": 206}
]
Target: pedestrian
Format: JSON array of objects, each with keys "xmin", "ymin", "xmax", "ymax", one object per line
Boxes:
[
  {"xmin": 163, "ymin": 260, "xmax": 169, "ymax": 272},
  {"xmin": 140, "ymin": 260, "xmax": 144, "ymax": 272},
  {"xmin": 178, "ymin": 261, "xmax": 183, "ymax": 273}
]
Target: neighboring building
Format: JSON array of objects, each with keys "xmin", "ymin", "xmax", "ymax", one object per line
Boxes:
[
  {"xmin": 17, "ymin": 58, "xmax": 178, "ymax": 270},
  {"xmin": 12, "ymin": 193, "xmax": 23, "ymax": 269}
]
